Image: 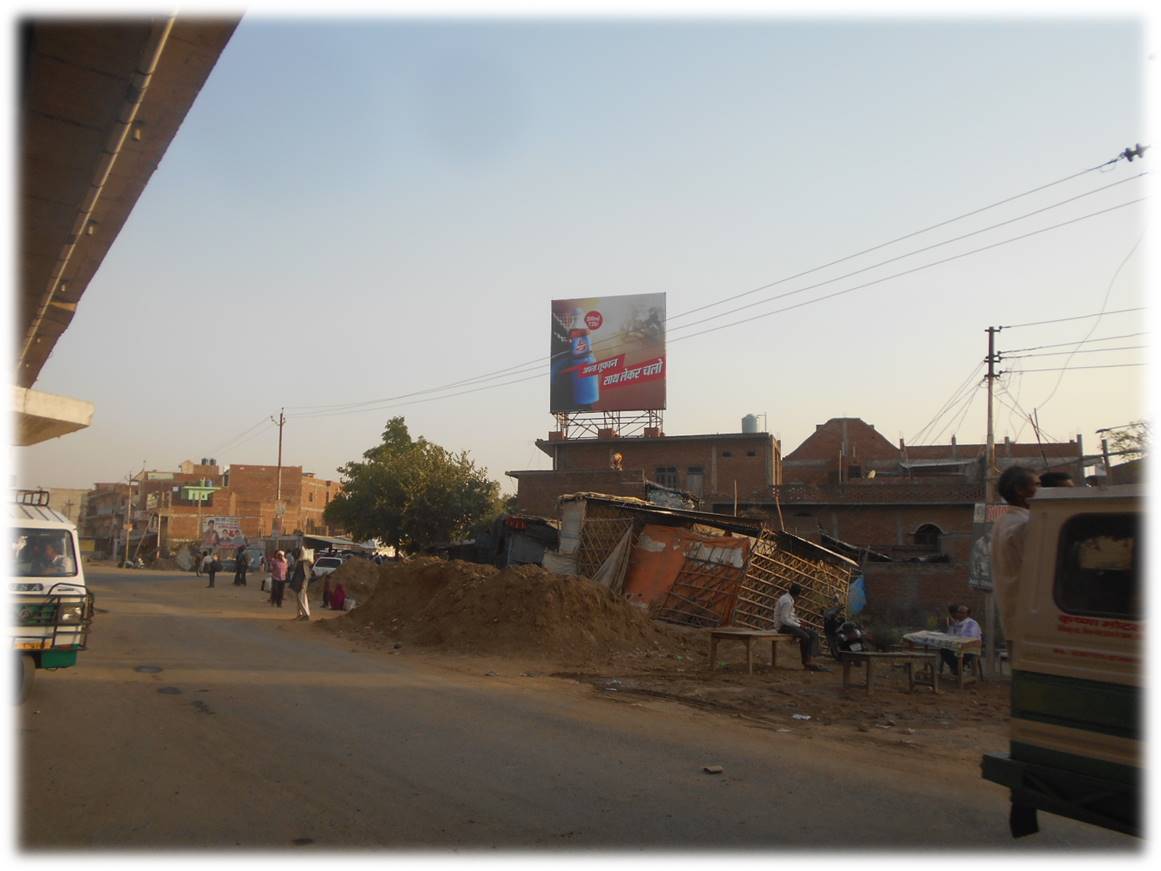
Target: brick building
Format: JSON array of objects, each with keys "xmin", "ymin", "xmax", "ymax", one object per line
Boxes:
[
  {"xmin": 80, "ymin": 459, "xmax": 342, "ymax": 554},
  {"xmin": 770, "ymin": 417, "xmax": 1085, "ymax": 559},
  {"xmin": 509, "ymin": 431, "xmax": 782, "ymax": 518}
]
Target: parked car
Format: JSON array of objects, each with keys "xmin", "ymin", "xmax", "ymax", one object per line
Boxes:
[{"xmin": 311, "ymin": 555, "xmax": 343, "ymax": 580}]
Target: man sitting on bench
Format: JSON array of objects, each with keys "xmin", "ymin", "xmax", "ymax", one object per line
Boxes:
[
  {"xmin": 943, "ymin": 604, "xmax": 981, "ymax": 675},
  {"xmin": 774, "ymin": 583, "xmax": 828, "ymax": 672}
]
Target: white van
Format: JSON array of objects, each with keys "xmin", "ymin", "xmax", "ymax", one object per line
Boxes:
[
  {"xmin": 981, "ymin": 484, "xmax": 1141, "ymax": 837},
  {"xmin": 8, "ymin": 490, "xmax": 94, "ymax": 702}
]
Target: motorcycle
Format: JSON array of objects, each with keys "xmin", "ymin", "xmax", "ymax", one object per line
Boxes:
[{"xmin": 823, "ymin": 603, "xmax": 872, "ymax": 660}]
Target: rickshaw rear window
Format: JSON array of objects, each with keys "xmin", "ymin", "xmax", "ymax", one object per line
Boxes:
[{"xmin": 1054, "ymin": 513, "xmax": 1139, "ymax": 620}]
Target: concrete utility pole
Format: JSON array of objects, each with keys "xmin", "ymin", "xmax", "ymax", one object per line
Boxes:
[
  {"xmin": 984, "ymin": 326, "xmax": 1000, "ymax": 675},
  {"xmin": 272, "ymin": 408, "xmax": 286, "ymax": 538}
]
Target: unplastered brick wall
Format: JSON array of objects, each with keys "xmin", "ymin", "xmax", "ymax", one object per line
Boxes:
[
  {"xmin": 511, "ymin": 469, "xmax": 647, "ymax": 518},
  {"xmin": 546, "ymin": 434, "xmax": 777, "ymax": 500},
  {"xmin": 780, "ymin": 503, "xmax": 975, "ymax": 560},
  {"xmin": 861, "ymin": 562, "xmax": 988, "ymax": 629}
]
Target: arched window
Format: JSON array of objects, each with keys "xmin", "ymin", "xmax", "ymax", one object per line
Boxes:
[{"xmin": 914, "ymin": 523, "xmax": 943, "ymax": 550}]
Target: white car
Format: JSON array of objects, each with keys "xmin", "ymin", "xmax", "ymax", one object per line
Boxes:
[{"xmin": 311, "ymin": 555, "xmax": 343, "ymax": 580}]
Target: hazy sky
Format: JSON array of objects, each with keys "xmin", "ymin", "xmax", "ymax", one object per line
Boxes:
[{"xmin": 12, "ymin": 10, "xmax": 1151, "ymax": 492}]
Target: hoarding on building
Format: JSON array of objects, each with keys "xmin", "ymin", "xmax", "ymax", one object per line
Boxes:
[
  {"xmin": 201, "ymin": 516, "xmax": 245, "ymax": 550},
  {"xmin": 968, "ymin": 502, "xmax": 1014, "ymax": 591},
  {"xmin": 550, "ymin": 292, "xmax": 666, "ymax": 413}
]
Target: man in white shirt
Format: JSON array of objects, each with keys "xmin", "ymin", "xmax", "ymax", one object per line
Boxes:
[
  {"xmin": 942, "ymin": 604, "xmax": 982, "ymax": 675},
  {"xmin": 774, "ymin": 583, "xmax": 827, "ymax": 672},
  {"xmin": 991, "ymin": 465, "xmax": 1039, "ymax": 634}
]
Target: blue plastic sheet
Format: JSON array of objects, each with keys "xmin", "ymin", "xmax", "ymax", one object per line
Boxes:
[{"xmin": 849, "ymin": 575, "xmax": 867, "ymax": 615}]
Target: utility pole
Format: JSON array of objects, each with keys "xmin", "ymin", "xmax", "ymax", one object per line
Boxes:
[
  {"xmin": 272, "ymin": 408, "xmax": 286, "ymax": 539},
  {"xmin": 984, "ymin": 326, "xmax": 1000, "ymax": 675}
]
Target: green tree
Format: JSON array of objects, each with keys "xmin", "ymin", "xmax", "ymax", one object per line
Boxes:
[
  {"xmin": 1107, "ymin": 420, "xmax": 1149, "ymax": 462},
  {"xmin": 324, "ymin": 418, "xmax": 500, "ymax": 553}
]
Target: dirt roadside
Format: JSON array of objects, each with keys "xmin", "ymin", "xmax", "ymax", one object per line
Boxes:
[{"xmin": 311, "ymin": 557, "xmax": 1012, "ymax": 781}]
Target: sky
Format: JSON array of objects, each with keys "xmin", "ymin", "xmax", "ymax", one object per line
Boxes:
[{"xmin": 8, "ymin": 4, "xmax": 1154, "ymax": 494}]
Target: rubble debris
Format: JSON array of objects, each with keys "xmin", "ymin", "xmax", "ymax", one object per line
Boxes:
[{"xmin": 703, "ymin": 765, "xmax": 724, "ymax": 774}]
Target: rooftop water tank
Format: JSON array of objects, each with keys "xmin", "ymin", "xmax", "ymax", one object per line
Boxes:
[{"xmin": 742, "ymin": 414, "xmax": 760, "ymax": 434}]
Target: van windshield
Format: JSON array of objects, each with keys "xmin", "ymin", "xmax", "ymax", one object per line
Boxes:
[{"xmin": 10, "ymin": 528, "xmax": 78, "ymax": 578}]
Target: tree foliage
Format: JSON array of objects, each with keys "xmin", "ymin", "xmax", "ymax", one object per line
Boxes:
[
  {"xmin": 1107, "ymin": 419, "xmax": 1149, "ymax": 462},
  {"xmin": 323, "ymin": 418, "xmax": 500, "ymax": 553}
]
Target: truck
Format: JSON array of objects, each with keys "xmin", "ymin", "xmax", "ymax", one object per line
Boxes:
[
  {"xmin": 981, "ymin": 484, "xmax": 1141, "ymax": 838},
  {"xmin": 8, "ymin": 490, "xmax": 95, "ymax": 702}
]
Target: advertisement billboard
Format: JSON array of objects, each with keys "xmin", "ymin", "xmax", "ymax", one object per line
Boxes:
[
  {"xmin": 968, "ymin": 502, "xmax": 1015, "ymax": 592},
  {"xmin": 201, "ymin": 516, "xmax": 245, "ymax": 551},
  {"xmin": 550, "ymin": 293, "xmax": 666, "ymax": 413}
]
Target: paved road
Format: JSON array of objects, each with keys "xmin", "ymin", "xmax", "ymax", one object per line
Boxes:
[{"xmin": 18, "ymin": 566, "xmax": 1137, "ymax": 851}]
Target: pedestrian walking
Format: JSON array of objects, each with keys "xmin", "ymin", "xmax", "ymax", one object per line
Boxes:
[
  {"xmin": 289, "ymin": 548, "xmax": 313, "ymax": 621},
  {"xmin": 233, "ymin": 545, "xmax": 249, "ymax": 586},
  {"xmin": 269, "ymin": 549, "xmax": 288, "ymax": 607},
  {"xmin": 200, "ymin": 550, "xmax": 213, "ymax": 579},
  {"xmin": 206, "ymin": 553, "xmax": 221, "ymax": 588}
]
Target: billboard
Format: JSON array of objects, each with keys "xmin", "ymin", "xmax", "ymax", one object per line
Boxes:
[
  {"xmin": 968, "ymin": 502, "xmax": 1015, "ymax": 592},
  {"xmin": 201, "ymin": 516, "xmax": 245, "ymax": 551},
  {"xmin": 550, "ymin": 293, "xmax": 666, "ymax": 413}
]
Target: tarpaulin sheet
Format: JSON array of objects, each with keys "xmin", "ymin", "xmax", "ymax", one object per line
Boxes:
[{"xmin": 622, "ymin": 524, "xmax": 750, "ymax": 609}]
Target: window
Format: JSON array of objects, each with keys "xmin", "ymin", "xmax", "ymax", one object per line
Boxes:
[
  {"xmin": 746, "ymin": 450, "xmax": 756, "ymax": 457},
  {"xmin": 722, "ymin": 451, "xmax": 733, "ymax": 458},
  {"xmin": 686, "ymin": 466, "xmax": 704, "ymax": 498},
  {"xmin": 10, "ymin": 528, "xmax": 78, "ymax": 578},
  {"xmin": 848, "ymin": 465, "xmax": 862, "ymax": 479},
  {"xmin": 1054, "ymin": 513, "xmax": 1140, "ymax": 620},
  {"xmin": 308, "ymin": 492, "xmax": 314, "ymax": 503},
  {"xmin": 914, "ymin": 524, "xmax": 942, "ymax": 550},
  {"xmin": 654, "ymin": 466, "xmax": 678, "ymax": 488}
]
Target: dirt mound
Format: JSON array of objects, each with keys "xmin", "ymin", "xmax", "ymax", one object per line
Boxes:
[
  {"xmin": 323, "ymin": 557, "xmax": 385, "ymax": 601},
  {"xmin": 331, "ymin": 557, "xmax": 695, "ymax": 664}
]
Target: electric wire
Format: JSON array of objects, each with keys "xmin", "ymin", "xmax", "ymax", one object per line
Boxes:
[
  {"xmin": 667, "ymin": 160, "xmax": 1141, "ymax": 323},
  {"xmin": 665, "ymin": 198, "xmax": 1145, "ymax": 347},
  {"xmin": 1001, "ymin": 306, "xmax": 1145, "ymax": 330},
  {"xmin": 286, "ymin": 197, "xmax": 1144, "ymax": 423},
  {"xmin": 931, "ymin": 382, "xmax": 981, "ymax": 445},
  {"xmin": 909, "ymin": 361, "xmax": 985, "ymax": 444},
  {"xmin": 999, "ymin": 331, "xmax": 1147, "ymax": 355},
  {"xmin": 1002, "ymin": 345, "xmax": 1146, "ymax": 360},
  {"xmin": 204, "ymin": 417, "xmax": 273, "ymax": 457},
  {"xmin": 1016, "ymin": 363, "xmax": 1146, "ymax": 373},
  {"xmin": 283, "ymin": 168, "xmax": 1148, "ymax": 416},
  {"xmin": 1033, "ymin": 235, "xmax": 1144, "ymax": 411}
]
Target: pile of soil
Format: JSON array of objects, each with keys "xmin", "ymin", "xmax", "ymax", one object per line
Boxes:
[
  {"xmin": 326, "ymin": 557, "xmax": 699, "ymax": 665},
  {"xmin": 322, "ymin": 557, "xmax": 384, "ymax": 602}
]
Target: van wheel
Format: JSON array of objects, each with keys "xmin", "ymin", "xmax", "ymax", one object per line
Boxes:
[{"xmin": 15, "ymin": 655, "xmax": 35, "ymax": 705}]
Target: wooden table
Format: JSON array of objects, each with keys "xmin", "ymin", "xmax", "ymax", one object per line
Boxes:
[
  {"xmin": 902, "ymin": 631, "xmax": 983, "ymax": 688},
  {"xmin": 839, "ymin": 651, "xmax": 939, "ymax": 696},
  {"xmin": 707, "ymin": 628, "xmax": 798, "ymax": 674}
]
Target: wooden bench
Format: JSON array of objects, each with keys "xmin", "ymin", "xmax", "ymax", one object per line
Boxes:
[
  {"xmin": 839, "ymin": 651, "xmax": 939, "ymax": 696},
  {"xmin": 707, "ymin": 628, "xmax": 799, "ymax": 674}
]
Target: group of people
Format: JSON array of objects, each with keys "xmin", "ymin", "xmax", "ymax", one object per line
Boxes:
[{"xmin": 265, "ymin": 548, "xmax": 313, "ymax": 621}]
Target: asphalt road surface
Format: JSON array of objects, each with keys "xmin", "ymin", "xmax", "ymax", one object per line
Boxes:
[{"xmin": 17, "ymin": 566, "xmax": 1138, "ymax": 851}]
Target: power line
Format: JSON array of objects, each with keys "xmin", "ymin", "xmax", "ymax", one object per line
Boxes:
[
  {"xmin": 909, "ymin": 361, "xmax": 985, "ymax": 444},
  {"xmin": 1014, "ymin": 363, "xmax": 1145, "ymax": 373},
  {"xmin": 284, "ymin": 162, "xmax": 1148, "ymax": 416},
  {"xmin": 999, "ymin": 331, "xmax": 1146, "ymax": 355},
  {"xmin": 666, "ymin": 174, "xmax": 1146, "ymax": 338},
  {"xmin": 205, "ymin": 416, "xmax": 273, "ymax": 457},
  {"xmin": 667, "ymin": 164, "xmax": 1143, "ymax": 323},
  {"xmin": 1002, "ymin": 344, "xmax": 1146, "ymax": 360},
  {"xmin": 284, "ymin": 197, "xmax": 1144, "ymax": 423},
  {"xmin": 1001, "ymin": 305, "xmax": 1145, "ymax": 330},
  {"xmin": 666, "ymin": 198, "xmax": 1145, "ymax": 347},
  {"xmin": 1033, "ymin": 234, "xmax": 1144, "ymax": 411}
]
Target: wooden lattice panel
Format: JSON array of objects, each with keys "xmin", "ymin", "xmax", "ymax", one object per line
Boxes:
[
  {"xmin": 653, "ymin": 547, "xmax": 744, "ymax": 629},
  {"xmin": 576, "ymin": 517, "xmax": 635, "ymax": 580},
  {"xmin": 732, "ymin": 529, "xmax": 852, "ymax": 635}
]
